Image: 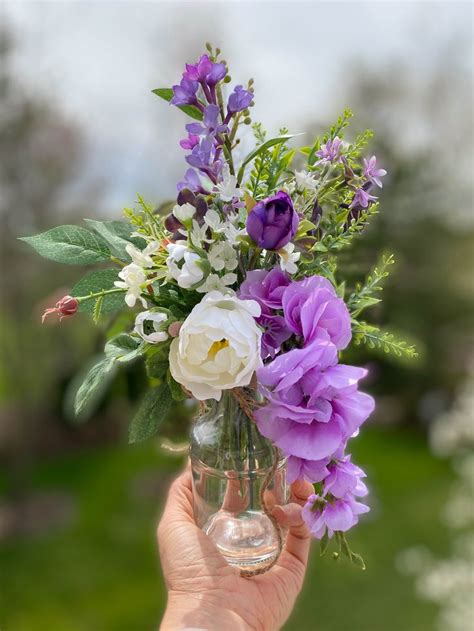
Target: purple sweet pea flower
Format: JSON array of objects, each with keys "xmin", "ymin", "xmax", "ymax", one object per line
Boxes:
[
  {"xmin": 324, "ymin": 455, "xmax": 368, "ymax": 499},
  {"xmin": 282, "ymin": 275, "xmax": 352, "ymax": 349},
  {"xmin": 179, "ymin": 133, "xmax": 200, "ymax": 150},
  {"xmin": 302, "ymin": 493, "xmax": 370, "ymax": 539},
  {"xmin": 239, "ymin": 267, "xmax": 290, "ymax": 311},
  {"xmin": 255, "ymin": 339, "xmax": 375, "ymax": 459},
  {"xmin": 183, "ymin": 54, "xmax": 226, "ymax": 87},
  {"xmin": 227, "ymin": 85, "xmax": 253, "ymax": 113},
  {"xmin": 363, "ymin": 155, "xmax": 387, "ymax": 188},
  {"xmin": 170, "ymin": 77, "xmax": 200, "ymax": 107},
  {"xmin": 316, "ymin": 136, "xmax": 344, "ymax": 164},
  {"xmin": 350, "ymin": 187, "xmax": 378, "ymax": 209},
  {"xmin": 258, "ymin": 313, "xmax": 292, "ymax": 359},
  {"xmin": 287, "ymin": 456, "xmax": 331, "ymax": 484},
  {"xmin": 246, "ymin": 191, "xmax": 299, "ymax": 251}
]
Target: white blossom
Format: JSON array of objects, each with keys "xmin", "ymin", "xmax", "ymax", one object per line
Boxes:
[
  {"xmin": 204, "ymin": 209, "xmax": 225, "ymax": 232},
  {"xmin": 125, "ymin": 241, "xmax": 160, "ymax": 268},
  {"xmin": 169, "ymin": 291, "xmax": 262, "ymax": 400},
  {"xmin": 114, "ymin": 263, "xmax": 148, "ymax": 308},
  {"xmin": 196, "ymin": 273, "xmax": 237, "ymax": 294},
  {"xmin": 173, "ymin": 202, "xmax": 196, "ymax": 224},
  {"xmin": 207, "ymin": 242, "xmax": 238, "ymax": 272},
  {"xmin": 134, "ymin": 310, "xmax": 169, "ymax": 343},
  {"xmin": 189, "ymin": 219, "xmax": 213, "ymax": 247},
  {"xmin": 278, "ymin": 242, "xmax": 301, "ymax": 274},
  {"xmin": 166, "ymin": 243, "xmax": 204, "ymax": 289},
  {"xmin": 215, "ymin": 165, "xmax": 243, "ymax": 201},
  {"xmin": 295, "ymin": 170, "xmax": 317, "ymax": 191}
]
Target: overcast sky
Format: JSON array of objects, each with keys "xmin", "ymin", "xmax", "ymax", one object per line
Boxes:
[{"xmin": 1, "ymin": 1, "xmax": 472, "ymax": 211}]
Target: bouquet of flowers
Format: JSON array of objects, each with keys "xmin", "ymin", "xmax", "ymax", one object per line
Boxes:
[{"xmin": 21, "ymin": 44, "xmax": 416, "ymax": 573}]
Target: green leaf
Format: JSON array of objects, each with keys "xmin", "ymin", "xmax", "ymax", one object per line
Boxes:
[
  {"xmin": 166, "ymin": 370, "xmax": 187, "ymax": 401},
  {"xmin": 84, "ymin": 219, "xmax": 146, "ymax": 260},
  {"xmin": 152, "ymin": 88, "xmax": 203, "ymax": 121},
  {"xmin": 71, "ymin": 269, "xmax": 125, "ymax": 315},
  {"xmin": 128, "ymin": 384, "xmax": 173, "ymax": 443},
  {"xmin": 74, "ymin": 358, "xmax": 116, "ymax": 416},
  {"xmin": 105, "ymin": 334, "xmax": 145, "ymax": 363},
  {"xmin": 237, "ymin": 134, "xmax": 298, "ymax": 183},
  {"xmin": 145, "ymin": 344, "xmax": 170, "ymax": 380},
  {"xmin": 19, "ymin": 225, "xmax": 110, "ymax": 265}
]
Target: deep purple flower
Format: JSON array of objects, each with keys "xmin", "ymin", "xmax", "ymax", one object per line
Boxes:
[
  {"xmin": 227, "ymin": 85, "xmax": 253, "ymax": 113},
  {"xmin": 186, "ymin": 104, "xmax": 227, "ymax": 137},
  {"xmin": 324, "ymin": 456, "xmax": 368, "ymax": 499},
  {"xmin": 179, "ymin": 133, "xmax": 200, "ymax": 150},
  {"xmin": 363, "ymin": 155, "xmax": 387, "ymax": 188},
  {"xmin": 183, "ymin": 54, "xmax": 226, "ymax": 87},
  {"xmin": 302, "ymin": 493, "xmax": 370, "ymax": 539},
  {"xmin": 350, "ymin": 187, "xmax": 378, "ymax": 209},
  {"xmin": 316, "ymin": 136, "xmax": 344, "ymax": 164},
  {"xmin": 246, "ymin": 191, "xmax": 299, "ymax": 251},
  {"xmin": 239, "ymin": 267, "xmax": 290, "ymax": 311},
  {"xmin": 171, "ymin": 77, "xmax": 199, "ymax": 106},
  {"xmin": 282, "ymin": 275, "xmax": 352, "ymax": 349},
  {"xmin": 287, "ymin": 456, "xmax": 330, "ymax": 484}
]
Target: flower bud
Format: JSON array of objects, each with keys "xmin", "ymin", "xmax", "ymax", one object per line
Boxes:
[
  {"xmin": 246, "ymin": 191, "xmax": 299, "ymax": 251},
  {"xmin": 42, "ymin": 295, "xmax": 79, "ymax": 323}
]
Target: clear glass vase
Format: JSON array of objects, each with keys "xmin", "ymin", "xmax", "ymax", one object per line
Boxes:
[{"xmin": 190, "ymin": 390, "xmax": 289, "ymax": 574}]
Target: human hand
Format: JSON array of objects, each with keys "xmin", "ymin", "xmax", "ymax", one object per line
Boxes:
[{"xmin": 157, "ymin": 464, "xmax": 313, "ymax": 631}]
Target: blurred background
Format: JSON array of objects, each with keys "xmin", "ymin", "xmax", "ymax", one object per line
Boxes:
[{"xmin": 0, "ymin": 2, "xmax": 473, "ymax": 630}]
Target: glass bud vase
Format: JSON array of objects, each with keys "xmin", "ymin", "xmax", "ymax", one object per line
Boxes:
[{"xmin": 190, "ymin": 390, "xmax": 289, "ymax": 574}]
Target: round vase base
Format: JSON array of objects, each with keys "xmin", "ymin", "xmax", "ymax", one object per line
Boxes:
[{"xmin": 203, "ymin": 509, "xmax": 280, "ymax": 572}]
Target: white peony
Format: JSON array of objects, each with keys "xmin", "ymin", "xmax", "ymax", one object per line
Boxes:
[
  {"xmin": 134, "ymin": 310, "xmax": 169, "ymax": 343},
  {"xmin": 166, "ymin": 243, "xmax": 204, "ymax": 289},
  {"xmin": 169, "ymin": 291, "xmax": 262, "ymax": 400},
  {"xmin": 114, "ymin": 263, "xmax": 148, "ymax": 308}
]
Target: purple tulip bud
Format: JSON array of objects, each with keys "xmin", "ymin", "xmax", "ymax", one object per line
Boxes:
[{"xmin": 246, "ymin": 191, "xmax": 299, "ymax": 250}]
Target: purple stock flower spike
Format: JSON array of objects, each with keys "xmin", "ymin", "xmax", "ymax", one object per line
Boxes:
[
  {"xmin": 171, "ymin": 77, "xmax": 200, "ymax": 107},
  {"xmin": 184, "ymin": 54, "xmax": 226, "ymax": 88},
  {"xmin": 363, "ymin": 155, "xmax": 387, "ymax": 188},
  {"xmin": 246, "ymin": 191, "xmax": 299, "ymax": 251},
  {"xmin": 227, "ymin": 85, "xmax": 253, "ymax": 114}
]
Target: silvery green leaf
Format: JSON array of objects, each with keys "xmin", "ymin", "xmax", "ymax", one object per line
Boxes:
[
  {"xmin": 128, "ymin": 384, "xmax": 173, "ymax": 443},
  {"xmin": 84, "ymin": 219, "xmax": 146, "ymax": 260},
  {"xmin": 74, "ymin": 358, "xmax": 116, "ymax": 417},
  {"xmin": 71, "ymin": 269, "xmax": 124, "ymax": 314},
  {"xmin": 20, "ymin": 225, "xmax": 110, "ymax": 264}
]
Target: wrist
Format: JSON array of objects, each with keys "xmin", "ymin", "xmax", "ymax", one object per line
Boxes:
[{"xmin": 160, "ymin": 591, "xmax": 248, "ymax": 631}]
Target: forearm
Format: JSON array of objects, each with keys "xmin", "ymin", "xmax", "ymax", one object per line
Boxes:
[{"xmin": 160, "ymin": 592, "xmax": 249, "ymax": 631}]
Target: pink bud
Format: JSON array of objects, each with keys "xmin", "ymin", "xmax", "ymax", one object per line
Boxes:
[
  {"xmin": 42, "ymin": 295, "xmax": 79, "ymax": 323},
  {"xmin": 168, "ymin": 321, "xmax": 182, "ymax": 337}
]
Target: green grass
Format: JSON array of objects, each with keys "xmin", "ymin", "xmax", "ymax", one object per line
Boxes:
[{"xmin": 0, "ymin": 427, "xmax": 452, "ymax": 631}]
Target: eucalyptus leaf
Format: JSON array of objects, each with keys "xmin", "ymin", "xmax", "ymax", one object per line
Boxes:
[
  {"xmin": 71, "ymin": 269, "xmax": 125, "ymax": 315},
  {"xmin": 19, "ymin": 225, "xmax": 110, "ymax": 265},
  {"xmin": 105, "ymin": 334, "xmax": 145, "ymax": 363},
  {"xmin": 128, "ymin": 384, "xmax": 173, "ymax": 443},
  {"xmin": 74, "ymin": 358, "xmax": 116, "ymax": 417},
  {"xmin": 84, "ymin": 219, "xmax": 146, "ymax": 260},
  {"xmin": 152, "ymin": 88, "xmax": 203, "ymax": 121}
]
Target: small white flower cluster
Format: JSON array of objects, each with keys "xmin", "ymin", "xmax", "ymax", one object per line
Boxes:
[
  {"xmin": 165, "ymin": 206, "xmax": 244, "ymax": 295},
  {"xmin": 114, "ymin": 242, "xmax": 159, "ymax": 307}
]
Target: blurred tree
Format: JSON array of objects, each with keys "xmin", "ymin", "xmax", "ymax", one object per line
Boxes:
[
  {"xmin": 0, "ymin": 26, "xmax": 107, "ymax": 487},
  {"xmin": 329, "ymin": 46, "xmax": 474, "ymax": 427}
]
